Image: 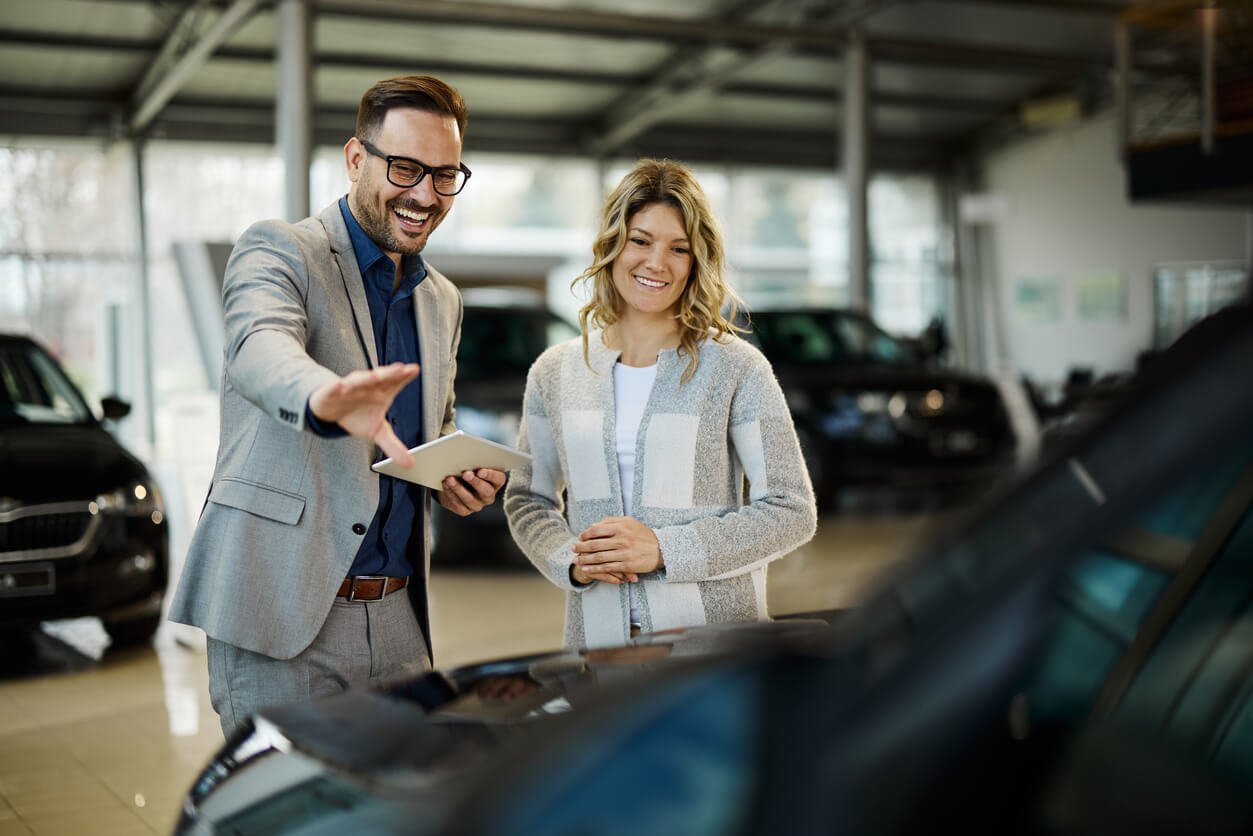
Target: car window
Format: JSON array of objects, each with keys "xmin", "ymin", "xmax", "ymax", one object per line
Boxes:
[
  {"xmin": 748, "ymin": 312, "xmax": 847, "ymax": 365},
  {"xmin": 0, "ymin": 342, "xmax": 93, "ymax": 425},
  {"xmin": 456, "ymin": 309, "xmax": 577, "ymax": 382},
  {"xmin": 832, "ymin": 313, "xmax": 916, "ymax": 365},
  {"xmin": 1025, "ymin": 434, "xmax": 1253, "ymax": 776},
  {"xmin": 1117, "ymin": 502, "xmax": 1253, "ymax": 781},
  {"xmin": 747, "ymin": 311, "xmax": 918, "ymax": 367},
  {"xmin": 1025, "ymin": 551, "xmax": 1171, "ymax": 722}
]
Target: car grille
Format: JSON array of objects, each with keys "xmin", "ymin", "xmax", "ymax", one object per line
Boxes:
[{"xmin": 0, "ymin": 503, "xmax": 99, "ymax": 561}]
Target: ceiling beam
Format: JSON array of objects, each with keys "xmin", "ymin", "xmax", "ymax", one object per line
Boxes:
[
  {"xmin": 0, "ymin": 21, "xmax": 1158, "ymax": 78},
  {"xmin": 581, "ymin": 0, "xmax": 801, "ymax": 157},
  {"xmin": 314, "ymin": 0, "xmax": 848, "ymax": 49},
  {"xmin": 127, "ymin": 0, "xmax": 262, "ymax": 135},
  {"xmin": 581, "ymin": 0, "xmax": 901, "ymax": 157}
]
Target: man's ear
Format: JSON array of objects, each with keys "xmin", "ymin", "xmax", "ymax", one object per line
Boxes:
[{"xmin": 344, "ymin": 137, "xmax": 364, "ymax": 183}]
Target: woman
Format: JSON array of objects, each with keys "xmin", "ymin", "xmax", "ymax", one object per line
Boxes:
[{"xmin": 504, "ymin": 158, "xmax": 817, "ymax": 649}]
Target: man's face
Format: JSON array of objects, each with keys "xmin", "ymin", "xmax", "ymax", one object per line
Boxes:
[{"xmin": 346, "ymin": 107, "xmax": 463, "ymax": 261}]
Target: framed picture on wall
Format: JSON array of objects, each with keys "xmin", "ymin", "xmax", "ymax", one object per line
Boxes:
[
  {"xmin": 1076, "ymin": 271, "xmax": 1125, "ymax": 321},
  {"xmin": 1012, "ymin": 276, "xmax": 1061, "ymax": 323}
]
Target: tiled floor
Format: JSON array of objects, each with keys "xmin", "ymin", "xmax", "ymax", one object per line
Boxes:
[{"xmin": 0, "ymin": 509, "xmax": 947, "ymax": 836}]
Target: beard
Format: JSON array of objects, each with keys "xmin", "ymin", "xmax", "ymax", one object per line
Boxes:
[{"xmin": 349, "ymin": 182, "xmax": 442, "ymax": 256}]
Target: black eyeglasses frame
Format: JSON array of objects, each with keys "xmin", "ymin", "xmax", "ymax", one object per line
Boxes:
[{"xmin": 358, "ymin": 138, "xmax": 472, "ymax": 196}]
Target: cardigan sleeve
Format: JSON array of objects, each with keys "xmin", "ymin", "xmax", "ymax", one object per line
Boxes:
[
  {"xmin": 653, "ymin": 350, "xmax": 817, "ymax": 584},
  {"xmin": 503, "ymin": 360, "xmax": 586, "ymax": 592}
]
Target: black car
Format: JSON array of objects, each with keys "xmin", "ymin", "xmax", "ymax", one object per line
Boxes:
[
  {"xmin": 0, "ymin": 333, "xmax": 168, "ymax": 647},
  {"xmin": 429, "ymin": 288, "xmax": 578, "ymax": 565},
  {"xmin": 175, "ymin": 306, "xmax": 1253, "ymax": 835},
  {"xmin": 739, "ymin": 305, "xmax": 1017, "ymax": 507}
]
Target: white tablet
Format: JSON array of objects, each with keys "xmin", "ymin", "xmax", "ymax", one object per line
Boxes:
[{"xmin": 370, "ymin": 430, "xmax": 531, "ymax": 490}]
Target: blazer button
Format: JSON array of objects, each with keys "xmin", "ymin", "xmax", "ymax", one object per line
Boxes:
[{"xmin": 352, "ymin": 523, "xmax": 366, "ymax": 535}]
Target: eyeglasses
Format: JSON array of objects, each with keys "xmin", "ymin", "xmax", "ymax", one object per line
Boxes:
[{"xmin": 358, "ymin": 139, "xmax": 472, "ymax": 196}]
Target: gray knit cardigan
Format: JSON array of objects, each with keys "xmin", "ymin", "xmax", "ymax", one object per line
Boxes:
[{"xmin": 504, "ymin": 330, "xmax": 817, "ymax": 648}]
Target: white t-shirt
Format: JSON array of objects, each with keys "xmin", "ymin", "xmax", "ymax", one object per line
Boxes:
[{"xmin": 612, "ymin": 361, "xmax": 657, "ymax": 624}]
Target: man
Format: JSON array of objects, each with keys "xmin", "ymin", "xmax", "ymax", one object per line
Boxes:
[{"xmin": 169, "ymin": 75, "xmax": 505, "ymax": 738}]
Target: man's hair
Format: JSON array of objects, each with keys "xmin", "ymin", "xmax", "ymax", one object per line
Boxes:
[
  {"xmin": 574, "ymin": 158, "xmax": 743, "ymax": 383},
  {"xmin": 355, "ymin": 75, "xmax": 468, "ymax": 142}
]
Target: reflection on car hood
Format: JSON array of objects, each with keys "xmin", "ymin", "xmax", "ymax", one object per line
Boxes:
[
  {"xmin": 244, "ymin": 618, "xmax": 833, "ymax": 783},
  {"xmin": 0, "ymin": 422, "xmax": 148, "ymax": 503}
]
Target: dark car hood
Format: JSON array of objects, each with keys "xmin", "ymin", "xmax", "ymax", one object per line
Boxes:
[
  {"xmin": 0, "ymin": 422, "xmax": 149, "ymax": 503},
  {"xmin": 772, "ymin": 362, "xmax": 997, "ymax": 393},
  {"xmin": 249, "ymin": 617, "xmax": 833, "ymax": 778}
]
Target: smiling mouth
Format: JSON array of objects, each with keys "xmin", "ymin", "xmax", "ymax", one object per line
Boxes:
[
  {"xmin": 634, "ymin": 275, "xmax": 666, "ymax": 289},
  {"xmin": 394, "ymin": 205, "xmax": 431, "ymax": 230}
]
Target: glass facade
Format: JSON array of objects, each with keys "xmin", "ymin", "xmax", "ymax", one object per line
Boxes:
[{"xmin": 0, "ymin": 139, "xmax": 951, "ymax": 454}]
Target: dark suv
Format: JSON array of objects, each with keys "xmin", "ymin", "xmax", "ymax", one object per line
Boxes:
[
  {"xmin": 0, "ymin": 333, "xmax": 168, "ymax": 646},
  {"xmin": 430, "ymin": 288, "xmax": 578, "ymax": 565},
  {"xmin": 739, "ymin": 305, "xmax": 1017, "ymax": 507}
]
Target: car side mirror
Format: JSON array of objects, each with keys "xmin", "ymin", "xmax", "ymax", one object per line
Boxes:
[{"xmin": 100, "ymin": 396, "xmax": 132, "ymax": 421}]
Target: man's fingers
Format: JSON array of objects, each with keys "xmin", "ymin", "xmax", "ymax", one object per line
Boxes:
[
  {"xmin": 436, "ymin": 488, "xmax": 472, "ymax": 517},
  {"xmin": 375, "ymin": 423, "xmax": 414, "ymax": 467},
  {"xmin": 459, "ymin": 470, "xmax": 498, "ymax": 503},
  {"xmin": 475, "ymin": 468, "xmax": 507, "ymax": 490}
]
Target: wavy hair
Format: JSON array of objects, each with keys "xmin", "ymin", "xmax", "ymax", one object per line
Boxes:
[{"xmin": 574, "ymin": 159, "xmax": 743, "ymax": 383}]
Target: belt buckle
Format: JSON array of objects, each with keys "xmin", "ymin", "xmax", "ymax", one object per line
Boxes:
[{"xmin": 348, "ymin": 574, "xmax": 387, "ymax": 602}]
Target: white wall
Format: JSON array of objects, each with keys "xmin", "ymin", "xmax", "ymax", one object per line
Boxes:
[{"xmin": 977, "ymin": 111, "xmax": 1250, "ymax": 385}]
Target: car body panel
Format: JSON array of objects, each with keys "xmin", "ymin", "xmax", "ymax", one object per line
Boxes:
[
  {"xmin": 739, "ymin": 306, "xmax": 1016, "ymax": 503},
  {"xmin": 175, "ymin": 305, "xmax": 1253, "ymax": 835},
  {"xmin": 0, "ymin": 334, "xmax": 168, "ymax": 644}
]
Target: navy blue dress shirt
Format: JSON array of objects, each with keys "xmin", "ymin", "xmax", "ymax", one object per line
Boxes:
[{"xmin": 306, "ymin": 196, "xmax": 427, "ymax": 578}]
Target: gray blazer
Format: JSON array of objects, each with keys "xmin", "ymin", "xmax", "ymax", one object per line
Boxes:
[{"xmin": 168, "ymin": 201, "xmax": 462, "ymax": 661}]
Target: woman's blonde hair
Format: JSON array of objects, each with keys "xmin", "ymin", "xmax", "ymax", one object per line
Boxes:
[{"xmin": 574, "ymin": 158, "xmax": 743, "ymax": 383}]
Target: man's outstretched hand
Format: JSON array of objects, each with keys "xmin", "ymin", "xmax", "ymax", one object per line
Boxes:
[{"xmin": 308, "ymin": 363, "xmax": 421, "ymax": 465}]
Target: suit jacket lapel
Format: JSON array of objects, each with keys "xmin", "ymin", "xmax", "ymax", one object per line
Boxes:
[
  {"xmin": 319, "ymin": 202, "xmax": 379, "ymax": 369},
  {"xmin": 413, "ymin": 277, "xmax": 445, "ymax": 444}
]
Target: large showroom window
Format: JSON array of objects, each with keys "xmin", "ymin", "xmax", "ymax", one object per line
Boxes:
[{"xmin": 0, "ymin": 140, "xmax": 950, "ymax": 452}]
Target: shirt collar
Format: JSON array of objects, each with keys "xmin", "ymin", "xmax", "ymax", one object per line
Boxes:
[{"xmin": 338, "ymin": 195, "xmax": 426, "ymax": 296}]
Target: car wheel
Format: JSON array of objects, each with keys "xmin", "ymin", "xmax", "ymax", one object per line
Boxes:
[{"xmin": 103, "ymin": 613, "xmax": 161, "ymax": 648}]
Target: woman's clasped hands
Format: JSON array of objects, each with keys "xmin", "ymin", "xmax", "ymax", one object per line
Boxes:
[{"xmin": 570, "ymin": 516, "xmax": 664, "ymax": 585}]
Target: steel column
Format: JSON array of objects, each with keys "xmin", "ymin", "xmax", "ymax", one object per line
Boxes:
[{"xmin": 277, "ymin": 0, "xmax": 312, "ymax": 221}]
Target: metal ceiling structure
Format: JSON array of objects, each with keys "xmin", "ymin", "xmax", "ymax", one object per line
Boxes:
[{"xmin": 0, "ymin": 0, "xmax": 1142, "ymax": 172}]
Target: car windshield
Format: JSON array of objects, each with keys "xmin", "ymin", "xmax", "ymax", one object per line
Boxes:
[
  {"xmin": 747, "ymin": 310, "xmax": 919, "ymax": 367},
  {"xmin": 0, "ymin": 341, "xmax": 94, "ymax": 425},
  {"xmin": 456, "ymin": 308, "xmax": 579, "ymax": 382}
]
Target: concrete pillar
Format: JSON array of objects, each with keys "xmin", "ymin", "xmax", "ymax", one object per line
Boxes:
[
  {"xmin": 277, "ymin": 0, "xmax": 312, "ymax": 221},
  {"xmin": 131, "ymin": 138, "xmax": 155, "ymax": 449},
  {"xmin": 842, "ymin": 29, "xmax": 870, "ymax": 312}
]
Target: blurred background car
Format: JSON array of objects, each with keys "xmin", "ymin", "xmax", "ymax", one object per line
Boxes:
[
  {"xmin": 737, "ymin": 303, "xmax": 1018, "ymax": 510},
  {"xmin": 430, "ymin": 287, "xmax": 578, "ymax": 567},
  {"xmin": 174, "ymin": 306, "xmax": 1253, "ymax": 836},
  {"xmin": 0, "ymin": 333, "xmax": 168, "ymax": 649}
]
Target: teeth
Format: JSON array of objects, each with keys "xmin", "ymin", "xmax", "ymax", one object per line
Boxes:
[
  {"xmin": 395, "ymin": 207, "xmax": 429, "ymax": 222},
  {"xmin": 635, "ymin": 276, "xmax": 665, "ymax": 288}
]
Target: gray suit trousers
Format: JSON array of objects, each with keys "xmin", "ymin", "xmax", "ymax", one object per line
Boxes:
[{"xmin": 207, "ymin": 591, "xmax": 430, "ymax": 739}]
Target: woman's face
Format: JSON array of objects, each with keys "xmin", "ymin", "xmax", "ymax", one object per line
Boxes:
[{"xmin": 610, "ymin": 202, "xmax": 693, "ymax": 320}]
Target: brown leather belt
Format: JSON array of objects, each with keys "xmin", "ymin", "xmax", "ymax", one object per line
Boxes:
[{"xmin": 337, "ymin": 575, "xmax": 408, "ymax": 601}]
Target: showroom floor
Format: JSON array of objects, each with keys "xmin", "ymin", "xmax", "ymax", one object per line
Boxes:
[{"xmin": 0, "ymin": 508, "xmax": 950, "ymax": 836}]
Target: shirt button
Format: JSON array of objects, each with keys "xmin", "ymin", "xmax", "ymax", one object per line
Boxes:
[{"xmin": 352, "ymin": 523, "xmax": 366, "ymax": 535}]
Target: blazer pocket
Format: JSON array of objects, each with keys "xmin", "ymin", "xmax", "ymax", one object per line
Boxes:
[{"xmin": 209, "ymin": 478, "xmax": 306, "ymax": 525}]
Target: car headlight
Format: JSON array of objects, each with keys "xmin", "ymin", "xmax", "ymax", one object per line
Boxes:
[
  {"xmin": 854, "ymin": 391, "xmax": 891, "ymax": 415},
  {"xmin": 90, "ymin": 479, "xmax": 166, "ymax": 524},
  {"xmin": 184, "ymin": 719, "xmax": 285, "ymax": 811}
]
